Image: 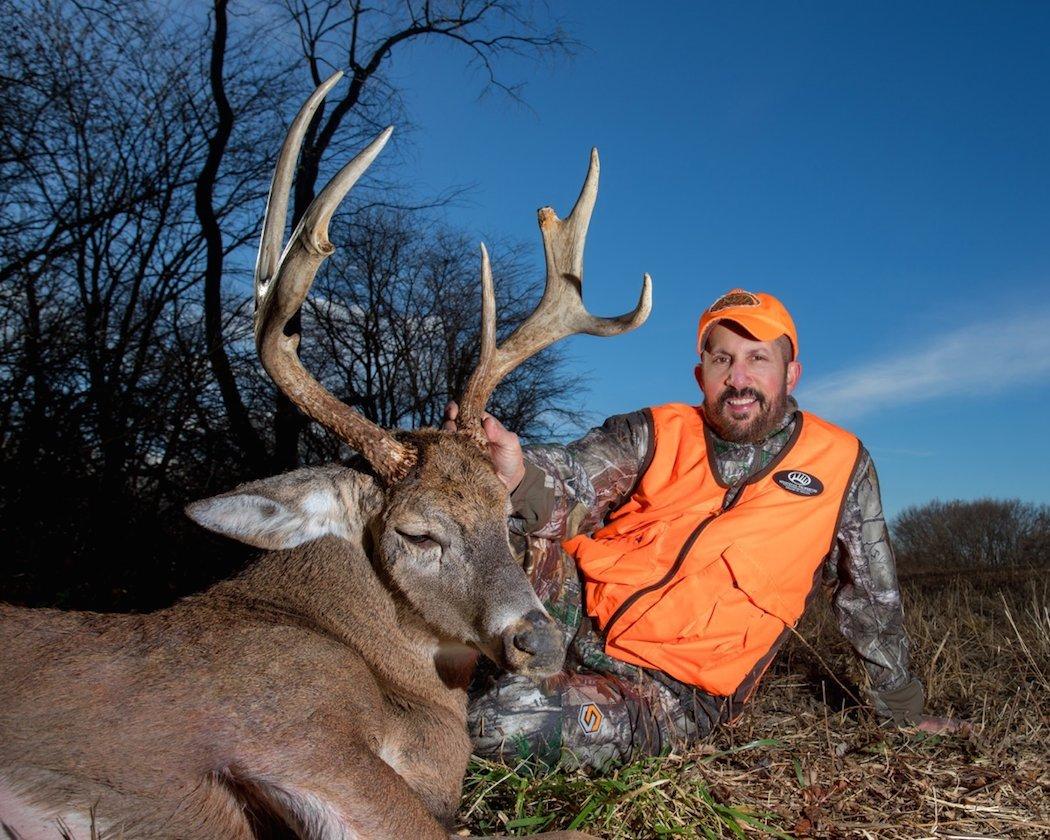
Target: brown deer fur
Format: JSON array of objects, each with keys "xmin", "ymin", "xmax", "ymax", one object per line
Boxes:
[{"xmin": 0, "ymin": 432, "xmax": 591, "ymax": 839}]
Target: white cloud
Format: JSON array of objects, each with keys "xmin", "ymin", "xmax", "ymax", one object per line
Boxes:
[{"xmin": 799, "ymin": 309, "xmax": 1050, "ymax": 421}]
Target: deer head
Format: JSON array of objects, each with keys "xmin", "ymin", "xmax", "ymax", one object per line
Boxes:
[{"xmin": 193, "ymin": 71, "xmax": 651, "ymax": 678}]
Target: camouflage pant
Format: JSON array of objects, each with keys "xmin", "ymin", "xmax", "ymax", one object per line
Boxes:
[{"xmin": 468, "ymin": 521, "xmax": 735, "ymax": 771}]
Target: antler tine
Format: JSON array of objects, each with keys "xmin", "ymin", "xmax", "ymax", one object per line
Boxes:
[
  {"xmin": 537, "ymin": 146, "xmax": 600, "ymax": 300},
  {"xmin": 458, "ymin": 149, "xmax": 652, "ymax": 436},
  {"xmin": 254, "ymin": 77, "xmax": 415, "ymax": 485},
  {"xmin": 475, "ymin": 242, "xmax": 497, "ymax": 380},
  {"xmin": 254, "ymin": 71, "xmax": 344, "ymax": 305}
]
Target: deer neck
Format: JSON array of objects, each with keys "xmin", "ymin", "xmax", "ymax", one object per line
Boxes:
[{"xmin": 218, "ymin": 535, "xmax": 466, "ymax": 714}]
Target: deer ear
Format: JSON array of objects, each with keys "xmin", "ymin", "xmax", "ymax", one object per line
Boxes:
[{"xmin": 186, "ymin": 485, "xmax": 349, "ymax": 550}]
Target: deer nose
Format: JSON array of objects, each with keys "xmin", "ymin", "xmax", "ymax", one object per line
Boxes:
[
  {"xmin": 502, "ymin": 609, "xmax": 564, "ymax": 677},
  {"xmin": 511, "ymin": 609, "xmax": 550, "ymax": 655}
]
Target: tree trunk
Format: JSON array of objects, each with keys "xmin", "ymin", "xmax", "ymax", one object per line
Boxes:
[{"xmin": 195, "ymin": 0, "xmax": 268, "ymax": 474}]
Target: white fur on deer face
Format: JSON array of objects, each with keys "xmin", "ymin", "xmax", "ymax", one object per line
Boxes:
[{"xmin": 186, "ymin": 433, "xmax": 564, "ymax": 678}]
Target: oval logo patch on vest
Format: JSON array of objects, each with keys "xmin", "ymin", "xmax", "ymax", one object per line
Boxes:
[{"xmin": 773, "ymin": 469, "xmax": 824, "ymax": 497}]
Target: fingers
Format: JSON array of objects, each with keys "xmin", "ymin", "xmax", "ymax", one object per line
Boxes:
[
  {"xmin": 477, "ymin": 416, "xmax": 525, "ymax": 491},
  {"xmin": 482, "ymin": 413, "xmax": 513, "ymax": 444},
  {"xmin": 442, "ymin": 402, "xmax": 508, "ymax": 444},
  {"xmin": 442, "ymin": 401, "xmax": 459, "ymax": 431},
  {"xmin": 943, "ymin": 718, "xmax": 973, "ymax": 736},
  {"xmin": 443, "ymin": 405, "xmax": 524, "ymax": 489}
]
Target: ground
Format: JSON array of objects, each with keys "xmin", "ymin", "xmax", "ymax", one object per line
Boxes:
[{"xmin": 458, "ymin": 570, "xmax": 1049, "ymax": 838}]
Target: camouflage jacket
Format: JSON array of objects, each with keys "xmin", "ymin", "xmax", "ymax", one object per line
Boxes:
[{"xmin": 509, "ymin": 399, "xmax": 925, "ymax": 723}]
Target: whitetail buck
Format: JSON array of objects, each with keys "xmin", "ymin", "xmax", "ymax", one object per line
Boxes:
[{"xmin": 0, "ymin": 72, "xmax": 651, "ymax": 839}]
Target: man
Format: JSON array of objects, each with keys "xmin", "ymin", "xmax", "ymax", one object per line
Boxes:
[{"xmin": 451, "ymin": 288, "xmax": 957, "ymax": 771}]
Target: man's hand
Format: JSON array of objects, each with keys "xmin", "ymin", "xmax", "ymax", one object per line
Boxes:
[
  {"xmin": 443, "ymin": 401, "xmax": 526, "ymax": 493},
  {"xmin": 913, "ymin": 715, "xmax": 972, "ymax": 736}
]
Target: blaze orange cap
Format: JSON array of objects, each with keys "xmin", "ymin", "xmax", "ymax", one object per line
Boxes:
[{"xmin": 697, "ymin": 289, "xmax": 798, "ymax": 360}]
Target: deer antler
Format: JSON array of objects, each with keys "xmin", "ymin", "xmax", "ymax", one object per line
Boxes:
[
  {"xmin": 457, "ymin": 149, "xmax": 652, "ymax": 440},
  {"xmin": 254, "ymin": 72, "xmax": 416, "ymax": 484}
]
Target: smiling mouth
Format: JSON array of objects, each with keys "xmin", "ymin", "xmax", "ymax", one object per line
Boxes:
[
  {"xmin": 725, "ymin": 400, "xmax": 757, "ymax": 418},
  {"xmin": 721, "ymin": 390, "xmax": 764, "ymax": 415}
]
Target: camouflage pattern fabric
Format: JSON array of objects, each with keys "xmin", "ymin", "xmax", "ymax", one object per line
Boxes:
[
  {"xmin": 826, "ymin": 456, "xmax": 924, "ymax": 721},
  {"xmin": 469, "ymin": 399, "xmax": 922, "ymax": 769}
]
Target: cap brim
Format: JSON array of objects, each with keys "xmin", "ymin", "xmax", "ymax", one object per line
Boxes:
[{"xmin": 701, "ymin": 313, "xmax": 787, "ymax": 345}]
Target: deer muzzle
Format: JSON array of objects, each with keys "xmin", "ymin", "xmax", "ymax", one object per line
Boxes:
[{"xmin": 501, "ymin": 609, "xmax": 564, "ymax": 677}]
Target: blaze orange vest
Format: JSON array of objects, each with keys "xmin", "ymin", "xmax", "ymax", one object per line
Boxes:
[{"xmin": 563, "ymin": 403, "xmax": 860, "ymax": 697}]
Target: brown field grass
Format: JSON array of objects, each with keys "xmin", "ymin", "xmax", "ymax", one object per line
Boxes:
[{"xmin": 458, "ymin": 570, "xmax": 1049, "ymax": 838}]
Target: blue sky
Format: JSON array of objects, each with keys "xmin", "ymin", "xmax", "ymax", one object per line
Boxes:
[{"xmin": 371, "ymin": 2, "xmax": 1050, "ymax": 517}]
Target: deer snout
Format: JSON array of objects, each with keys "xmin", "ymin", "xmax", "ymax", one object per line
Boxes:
[{"xmin": 502, "ymin": 609, "xmax": 564, "ymax": 677}]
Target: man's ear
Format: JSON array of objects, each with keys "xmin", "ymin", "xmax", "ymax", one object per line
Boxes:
[
  {"xmin": 786, "ymin": 360, "xmax": 802, "ymax": 394},
  {"xmin": 694, "ymin": 363, "xmax": 705, "ymax": 394}
]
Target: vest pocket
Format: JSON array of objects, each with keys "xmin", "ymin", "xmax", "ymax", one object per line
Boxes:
[
  {"xmin": 574, "ymin": 519, "xmax": 670, "ymax": 584},
  {"xmin": 720, "ymin": 543, "xmax": 800, "ymax": 626}
]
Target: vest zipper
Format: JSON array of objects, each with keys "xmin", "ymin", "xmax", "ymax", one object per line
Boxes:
[{"xmin": 603, "ymin": 488, "xmax": 741, "ymax": 639}]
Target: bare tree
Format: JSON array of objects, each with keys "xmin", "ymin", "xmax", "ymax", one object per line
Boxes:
[
  {"xmin": 0, "ymin": 0, "xmax": 280, "ymax": 605},
  {"xmin": 195, "ymin": 0, "xmax": 272, "ymax": 473}
]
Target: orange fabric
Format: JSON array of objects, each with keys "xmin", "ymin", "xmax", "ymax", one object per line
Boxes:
[
  {"xmin": 697, "ymin": 289, "xmax": 799, "ymax": 359},
  {"xmin": 563, "ymin": 404, "xmax": 859, "ymax": 697}
]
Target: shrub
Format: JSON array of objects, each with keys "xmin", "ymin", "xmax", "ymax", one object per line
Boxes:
[{"xmin": 891, "ymin": 498, "xmax": 1050, "ymax": 572}]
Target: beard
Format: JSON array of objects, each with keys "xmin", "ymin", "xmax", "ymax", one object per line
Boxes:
[{"xmin": 704, "ymin": 382, "xmax": 789, "ymax": 444}]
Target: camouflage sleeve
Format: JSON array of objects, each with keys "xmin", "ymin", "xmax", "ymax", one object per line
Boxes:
[
  {"xmin": 824, "ymin": 448, "xmax": 925, "ymax": 723},
  {"xmin": 509, "ymin": 410, "xmax": 653, "ymax": 540}
]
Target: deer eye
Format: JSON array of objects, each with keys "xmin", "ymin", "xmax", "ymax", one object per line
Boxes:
[{"xmin": 396, "ymin": 530, "xmax": 439, "ymax": 550}]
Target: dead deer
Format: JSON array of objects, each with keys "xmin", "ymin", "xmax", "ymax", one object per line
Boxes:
[{"xmin": 0, "ymin": 72, "xmax": 651, "ymax": 840}]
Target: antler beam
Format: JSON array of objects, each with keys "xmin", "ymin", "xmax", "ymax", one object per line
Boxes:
[
  {"xmin": 254, "ymin": 72, "xmax": 416, "ymax": 484},
  {"xmin": 457, "ymin": 150, "xmax": 652, "ymax": 439}
]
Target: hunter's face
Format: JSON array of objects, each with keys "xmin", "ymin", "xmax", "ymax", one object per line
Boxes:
[{"xmin": 697, "ymin": 322, "xmax": 801, "ymax": 443}]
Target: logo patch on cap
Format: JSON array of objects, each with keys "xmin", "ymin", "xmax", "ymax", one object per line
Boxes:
[
  {"xmin": 773, "ymin": 470, "xmax": 824, "ymax": 497},
  {"xmin": 708, "ymin": 288, "xmax": 760, "ymax": 312}
]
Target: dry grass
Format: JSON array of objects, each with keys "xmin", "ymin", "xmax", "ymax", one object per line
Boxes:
[{"xmin": 457, "ymin": 571, "xmax": 1049, "ymax": 838}]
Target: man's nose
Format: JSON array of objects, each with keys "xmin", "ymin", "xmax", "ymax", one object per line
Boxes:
[{"xmin": 726, "ymin": 361, "xmax": 751, "ymax": 388}]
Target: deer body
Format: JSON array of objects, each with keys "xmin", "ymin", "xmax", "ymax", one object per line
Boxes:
[
  {"xmin": 1, "ymin": 475, "xmax": 433, "ymax": 836},
  {"xmin": 1, "ymin": 450, "xmax": 574, "ymax": 838}
]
